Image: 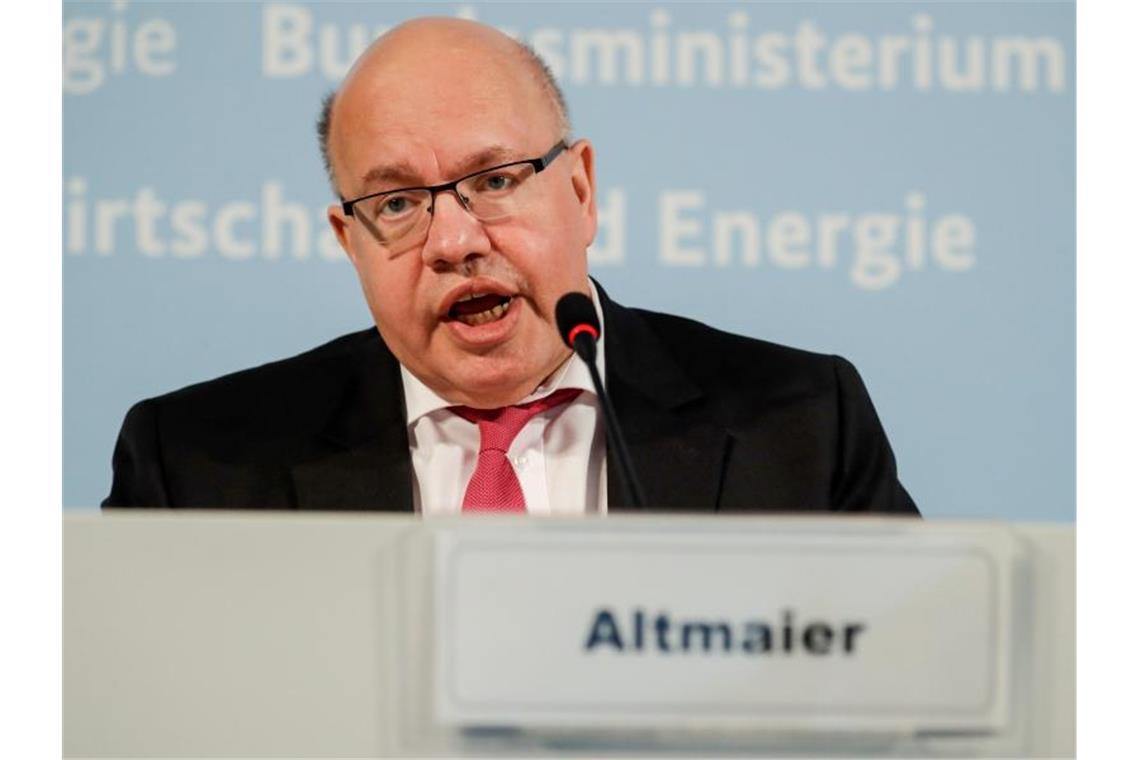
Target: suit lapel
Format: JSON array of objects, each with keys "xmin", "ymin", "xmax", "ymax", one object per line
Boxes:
[
  {"xmin": 291, "ymin": 331, "xmax": 414, "ymax": 512},
  {"xmin": 597, "ymin": 285, "xmax": 729, "ymax": 512}
]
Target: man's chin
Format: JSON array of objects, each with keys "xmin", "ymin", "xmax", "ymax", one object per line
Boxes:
[{"xmin": 442, "ymin": 365, "xmax": 542, "ymax": 408}]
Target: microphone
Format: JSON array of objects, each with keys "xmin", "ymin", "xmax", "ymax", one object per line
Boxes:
[
  {"xmin": 555, "ymin": 292, "xmax": 646, "ymax": 509},
  {"xmin": 555, "ymin": 291, "xmax": 601, "ymax": 362}
]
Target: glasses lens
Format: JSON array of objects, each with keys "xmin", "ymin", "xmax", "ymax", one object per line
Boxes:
[
  {"xmin": 361, "ymin": 189, "xmax": 432, "ymax": 247},
  {"xmin": 458, "ymin": 162, "xmax": 538, "ymax": 221}
]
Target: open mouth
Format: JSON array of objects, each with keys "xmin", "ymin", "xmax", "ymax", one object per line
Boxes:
[{"xmin": 447, "ymin": 293, "xmax": 513, "ymax": 326}]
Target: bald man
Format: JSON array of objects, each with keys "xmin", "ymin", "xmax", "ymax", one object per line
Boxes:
[{"xmin": 104, "ymin": 18, "xmax": 918, "ymax": 516}]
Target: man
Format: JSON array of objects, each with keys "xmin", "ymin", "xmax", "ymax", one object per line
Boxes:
[{"xmin": 104, "ymin": 18, "xmax": 918, "ymax": 516}]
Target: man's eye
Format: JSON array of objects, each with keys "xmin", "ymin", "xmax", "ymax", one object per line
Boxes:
[
  {"xmin": 478, "ymin": 173, "xmax": 515, "ymax": 192},
  {"xmin": 377, "ymin": 194, "xmax": 415, "ymax": 218}
]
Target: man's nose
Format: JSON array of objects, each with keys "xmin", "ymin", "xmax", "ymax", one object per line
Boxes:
[{"xmin": 420, "ymin": 190, "xmax": 491, "ymax": 271}]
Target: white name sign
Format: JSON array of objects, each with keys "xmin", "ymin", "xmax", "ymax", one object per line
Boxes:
[{"xmin": 432, "ymin": 520, "xmax": 1019, "ymax": 734}]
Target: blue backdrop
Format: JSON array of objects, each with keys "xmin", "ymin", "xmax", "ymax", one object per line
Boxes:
[{"xmin": 63, "ymin": 1, "xmax": 1075, "ymax": 520}]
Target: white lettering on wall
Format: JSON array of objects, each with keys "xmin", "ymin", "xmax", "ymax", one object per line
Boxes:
[
  {"xmin": 255, "ymin": 6, "xmax": 1067, "ymax": 94},
  {"xmin": 261, "ymin": 4, "xmax": 312, "ymax": 78},
  {"xmin": 660, "ymin": 191, "xmax": 707, "ymax": 266},
  {"xmin": 66, "ymin": 179, "xmax": 343, "ymax": 264},
  {"xmin": 587, "ymin": 190, "xmax": 626, "ymax": 266},
  {"xmin": 261, "ymin": 3, "xmax": 388, "ymax": 79},
  {"xmin": 63, "ymin": 178, "xmax": 976, "ymax": 290},
  {"xmin": 657, "ymin": 189, "xmax": 977, "ymax": 289},
  {"xmin": 63, "ymin": 1, "xmax": 177, "ymax": 95}
]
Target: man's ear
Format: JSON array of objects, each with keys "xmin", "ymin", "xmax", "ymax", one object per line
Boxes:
[
  {"xmin": 327, "ymin": 205, "xmax": 359, "ymax": 266},
  {"xmin": 569, "ymin": 139, "xmax": 597, "ymax": 240}
]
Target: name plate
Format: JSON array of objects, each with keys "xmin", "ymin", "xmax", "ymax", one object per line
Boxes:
[{"xmin": 432, "ymin": 520, "xmax": 1019, "ymax": 734}]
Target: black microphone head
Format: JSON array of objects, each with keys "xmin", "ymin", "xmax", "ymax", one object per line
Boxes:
[{"xmin": 555, "ymin": 292, "xmax": 601, "ymax": 349}]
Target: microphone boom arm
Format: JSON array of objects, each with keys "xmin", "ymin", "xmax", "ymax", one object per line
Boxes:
[{"xmin": 571, "ymin": 332, "xmax": 647, "ymax": 509}]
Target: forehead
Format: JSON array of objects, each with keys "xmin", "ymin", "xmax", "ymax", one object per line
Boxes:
[{"xmin": 333, "ymin": 38, "xmax": 557, "ymax": 189}]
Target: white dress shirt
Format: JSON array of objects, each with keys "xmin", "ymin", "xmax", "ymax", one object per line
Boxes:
[{"xmin": 401, "ymin": 283, "xmax": 608, "ymax": 516}]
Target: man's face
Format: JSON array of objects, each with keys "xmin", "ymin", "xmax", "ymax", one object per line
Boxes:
[{"xmin": 327, "ymin": 27, "xmax": 597, "ymax": 408}]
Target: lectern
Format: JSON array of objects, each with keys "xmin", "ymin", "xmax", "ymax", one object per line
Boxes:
[{"xmin": 64, "ymin": 513, "xmax": 1073, "ymax": 757}]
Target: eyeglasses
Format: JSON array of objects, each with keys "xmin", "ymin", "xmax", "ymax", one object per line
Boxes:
[{"xmin": 341, "ymin": 141, "xmax": 569, "ymax": 251}]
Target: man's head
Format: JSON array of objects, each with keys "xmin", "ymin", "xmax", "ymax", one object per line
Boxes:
[{"xmin": 324, "ymin": 18, "xmax": 597, "ymax": 408}]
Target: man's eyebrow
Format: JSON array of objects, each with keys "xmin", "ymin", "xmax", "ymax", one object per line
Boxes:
[
  {"xmin": 453, "ymin": 145, "xmax": 518, "ymax": 176},
  {"xmin": 360, "ymin": 162, "xmax": 421, "ymax": 190},
  {"xmin": 358, "ymin": 145, "xmax": 521, "ymax": 191}
]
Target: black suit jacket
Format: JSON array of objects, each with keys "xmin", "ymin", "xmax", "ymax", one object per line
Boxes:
[{"xmin": 104, "ymin": 286, "xmax": 918, "ymax": 515}]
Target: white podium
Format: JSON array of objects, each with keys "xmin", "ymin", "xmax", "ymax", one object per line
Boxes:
[{"xmin": 64, "ymin": 513, "xmax": 1073, "ymax": 757}]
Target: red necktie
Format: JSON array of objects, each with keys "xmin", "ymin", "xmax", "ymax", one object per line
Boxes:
[{"xmin": 451, "ymin": 388, "xmax": 582, "ymax": 513}]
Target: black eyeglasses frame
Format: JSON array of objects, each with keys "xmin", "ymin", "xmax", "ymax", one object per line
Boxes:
[{"xmin": 340, "ymin": 140, "xmax": 569, "ymax": 218}]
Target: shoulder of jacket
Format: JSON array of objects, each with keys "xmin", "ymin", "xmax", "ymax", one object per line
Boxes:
[
  {"xmin": 141, "ymin": 327, "xmax": 381, "ymax": 414},
  {"xmin": 630, "ymin": 306, "xmax": 840, "ymax": 381}
]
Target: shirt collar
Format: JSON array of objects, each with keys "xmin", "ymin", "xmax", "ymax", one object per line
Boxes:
[{"xmin": 400, "ymin": 279, "xmax": 606, "ymax": 427}]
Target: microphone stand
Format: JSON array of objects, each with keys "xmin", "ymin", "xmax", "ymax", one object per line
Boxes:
[{"xmin": 571, "ymin": 333, "xmax": 647, "ymax": 509}]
